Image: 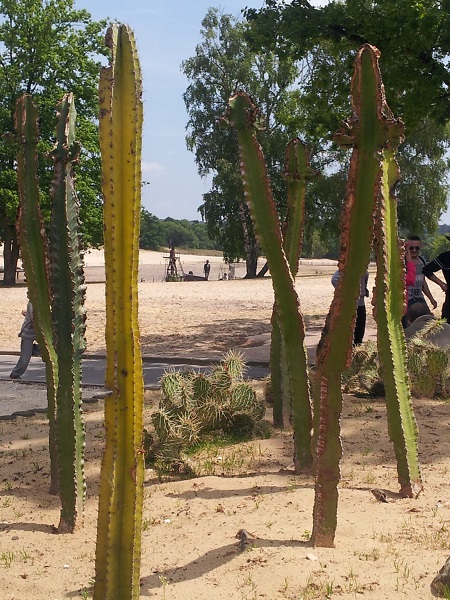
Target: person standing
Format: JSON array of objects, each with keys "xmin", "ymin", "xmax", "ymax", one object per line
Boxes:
[
  {"xmin": 203, "ymin": 259, "xmax": 211, "ymax": 280},
  {"xmin": 331, "ymin": 270, "xmax": 369, "ymax": 345},
  {"xmin": 422, "ymin": 235, "xmax": 450, "ymax": 322},
  {"xmin": 404, "ymin": 237, "xmax": 437, "ymax": 308},
  {"xmin": 10, "ymin": 302, "xmax": 37, "ymax": 380}
]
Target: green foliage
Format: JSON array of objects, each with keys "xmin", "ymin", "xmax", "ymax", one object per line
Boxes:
[
  {"xmin": 245, "ymin": 0, "xmax": 450, "ymax": 128},
  {"xmin": 182, "ymin": 8, "xmax": 301, "ymax": 275},
  {"xmin": 139, "ymin": 209, "xmax": 220, "ymax": 251},
  {"xmin": 145, "ymin": 352, "xmax": 265, "ymax": 472},
  {"xmin": 0, "ymin": 0, "xmax": 107, "ymax": 284},
  {"xmin": 244, "ymin": 2, "xmax": 450, "ymax": 236}
]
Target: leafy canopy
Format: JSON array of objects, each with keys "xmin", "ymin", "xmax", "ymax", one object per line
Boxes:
[{"xmin": 0, "ymin": 0, "xmax": 107, "ymax": 247}]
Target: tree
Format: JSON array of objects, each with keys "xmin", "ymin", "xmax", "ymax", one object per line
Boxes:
[
  {"xmin": 140, "ymin": 209, "xmax": 164, "ymax": 250},
  {"xmin": 0, "ymin": 0, "xmax": 107, "ymax": 285},
  {"xmin": 245, "ymin": 1, "xmax": 450, "ymax": 234},
  {"xmin": 245, "ymin": 0, "xmax": 450, "ymax": 129},
  {"xmin": 182, "ymin": 8, "xmax": 301, "ymax": 277}
]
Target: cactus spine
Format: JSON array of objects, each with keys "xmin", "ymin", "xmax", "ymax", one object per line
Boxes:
[
  {"xmin": 227, "ymin": 94, "xmax": 313, "ymax": 470},
  {"xmin": 94, "ymin": 24, "xmax": 144, "ymax": 600},
  {"xmin": 15, "ymin": 93, "xmax": 86, "ymax": 532}
]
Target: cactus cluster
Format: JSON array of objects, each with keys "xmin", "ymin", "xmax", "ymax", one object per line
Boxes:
[
  {"xmin": 145, "ymin": 351, "xmax": 265, "ymax": 472},
  {"xmin": 342, "ymin": 332, "xmax": 450, "ymax": 400}
]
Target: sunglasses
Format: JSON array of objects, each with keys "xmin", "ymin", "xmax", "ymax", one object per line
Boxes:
[{"xmin": 408, "ymin": 246, "xmax": 421, "ymax": 251}]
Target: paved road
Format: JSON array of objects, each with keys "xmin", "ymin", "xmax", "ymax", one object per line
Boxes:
[{"xmin": 0, "ymin": 353, "xmax": 269, "ymax": 388}]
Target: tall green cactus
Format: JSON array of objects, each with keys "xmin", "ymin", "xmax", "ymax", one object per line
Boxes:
[
  {"xmin": 373, "ymin": 148, "xmax": 422, "ymax": 499},
  {"xmin": 311, "ymin": 45, "xmax": 415, "ymax": 547},
  {"xmin": 227, "ymin": 94, "xmax": 313, "ymax": 470},
  {"xmin": 15, "ymin": 93, "xmax": 86, "ymax": 532},
  {"xmin": 270, "ymin": 139, "xmax": 310, "ymax": 428},
  {"xmin": 94, "ymin": 24, "xmax": 144, "ymax": 600},
  {"xmin": 49, "ymin": 93, "xmax": 87, "ymax": 531},
  {"xmin": 15, "ymin": 95, "xmax": 59, "ymax": 495}
]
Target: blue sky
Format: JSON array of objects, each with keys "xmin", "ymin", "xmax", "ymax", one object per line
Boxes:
[
  {"xmin": 75, "ymin": 1, "xmax": 450, "ymax": 224},
  {"xmin": 75, "ymin": 1, "xmax": 268, "ymax": 221}
]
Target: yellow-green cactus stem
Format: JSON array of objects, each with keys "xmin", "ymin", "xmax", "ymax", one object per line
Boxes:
[{"xmin": 94, "ymin": 24, "xmax": 144, "ymax": 600}]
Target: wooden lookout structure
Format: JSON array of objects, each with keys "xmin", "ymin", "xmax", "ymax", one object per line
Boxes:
[{"xmin": 164, "ymin": 245, "xmax": 185, "ymax": 281}]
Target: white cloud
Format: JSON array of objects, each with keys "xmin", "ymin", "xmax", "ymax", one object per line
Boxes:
[{"xmin": 142, "ymin": 161, "xmax": 164, "ymax": 173}]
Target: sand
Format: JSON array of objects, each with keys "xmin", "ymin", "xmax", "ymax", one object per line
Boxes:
[{"xmin": 1, "ymin": 251, "xmax": 449, "ymax": 599}]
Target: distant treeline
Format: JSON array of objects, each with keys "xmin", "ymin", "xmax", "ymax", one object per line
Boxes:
[
  {"xmin": 140, "ymin": 209, "xmax": 450, "ymax": 257},
  {"xmin": 140, "ymin": 209, "xmax": 222, "ymax": 251}
]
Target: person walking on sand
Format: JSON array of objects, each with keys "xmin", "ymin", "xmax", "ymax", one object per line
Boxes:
[
  {"xmin": 10, "ymin": 302, "xmax": 38, "ymax": 380},
  {"xmin": 203, "ymin": 259, "xmax": 211, "ymax": 280}
]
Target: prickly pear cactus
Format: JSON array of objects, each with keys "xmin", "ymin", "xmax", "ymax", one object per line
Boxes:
[
  {"xmin": 94, "ymin": 24, "xmax": 144, "ymax": 600},
  {"xmin": 227, "ymin": 93, "xmax": 313, "ymax": 470}
]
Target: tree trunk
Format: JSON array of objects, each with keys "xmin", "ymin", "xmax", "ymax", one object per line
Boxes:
[
  {"xmin": 257, "ymin": 261, "xmax": 269, "ymax": 277},
  {"xmin": 244, "ymin": 249, "xmax": 258, "ymax": 278},
  {"xmin": 240, "ymin": 204, "xmax": 259, "ymax": 278},
  {"xmin": 2, "ymin": 222, "xmax": 19, "ymax": 286}
]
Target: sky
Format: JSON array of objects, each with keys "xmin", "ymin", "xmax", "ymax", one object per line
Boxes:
[
  {"xmin": 75, "ymin": 0, "xmax": 269, "ymax": 221},
  {"xmin": 75, "ymin": 1, "xmax": 450, "ymax": 225}
]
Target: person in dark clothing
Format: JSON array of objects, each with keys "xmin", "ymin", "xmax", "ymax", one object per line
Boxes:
[
  {"xmin": 422, "ymin": 240, "xmax": 450, "ymax": 322},
  {"xmin": 203, "ymin": 260, "xmax": 211, "ymax": 280},
  {"xmin": 331, "ymin": 270, "xmax": 369, "ymax": 345}
]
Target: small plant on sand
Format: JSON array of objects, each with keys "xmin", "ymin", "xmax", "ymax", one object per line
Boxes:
[{"xmin": 144, "ymin": 351, "xmax": 266, "ymax": 473}]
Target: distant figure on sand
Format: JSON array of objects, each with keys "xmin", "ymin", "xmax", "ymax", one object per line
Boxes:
[
  {"xmin": 332, "ymin": 270, "xmax": 369, "ymax": 345},
  {"xmin": 204, "ymin": 260, "xmax": 211, "ymax": 280},
  {"xmin": 10, "ymin": 302, "xmax": 39, "ymax": 380}
]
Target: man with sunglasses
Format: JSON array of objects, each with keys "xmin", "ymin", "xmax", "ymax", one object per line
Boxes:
[
  {"xmin": 422, "ymin": 235, "xmax": 450, "ymax": 322},
  {"xmin": 403, "ymin": 237, "xmax": 437, "ymax": 327}
]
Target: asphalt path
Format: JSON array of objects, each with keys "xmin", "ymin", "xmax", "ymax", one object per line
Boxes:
[{"xmin": 0, "ymin": 353, "xmax": 269, "ymax": 388}]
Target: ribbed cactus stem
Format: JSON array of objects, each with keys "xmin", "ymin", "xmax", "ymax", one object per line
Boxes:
[
  {"xmin": 227, "ymin": 93, "xmax": 313, "ymax": 470},
  {"xmin": 271, "ymin": 138, "xmax": 310, "ymax": 427},
  {"xmin": 94, "ymin": 24, "xmax": 144, "ymax": 600},
  {"xmin": 15, "ymin": 94, "xmax": 60, "ymax": 495},
  {"xmin": 373, "ymin": 148, "xmax": 422, "ymax": 499},
  {"xmin": 49, "ymin": 93, "xmax": 86, "ymax": 532},
  {"xmin": 311, "ymin": 45, "xmax": 405, "ymax": 547}
]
